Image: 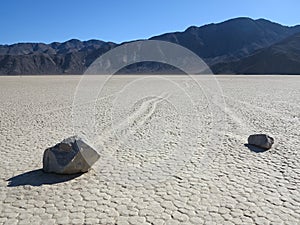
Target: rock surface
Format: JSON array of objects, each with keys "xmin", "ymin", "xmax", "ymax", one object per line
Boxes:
[
  {"xmin": 248, "ymin": 134, "xmax": 274, "ymax": 150},
  {"xmin": 43, "ymin": 136, "xmax": 100, "ymax": 174}
]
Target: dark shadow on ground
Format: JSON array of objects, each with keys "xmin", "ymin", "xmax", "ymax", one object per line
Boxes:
[
  {"xmin": 7, "ymin": 169, "xmax": 83, "ymax": 187},
  {"xmin": 244, "ymin": 144, "xmax": 268, "ymax": 153}
]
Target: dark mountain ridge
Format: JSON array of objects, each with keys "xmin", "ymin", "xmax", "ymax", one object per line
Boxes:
[
  {"xmin": 0, "ymin": 39, "xmax": 115, "ymax": 55},
  {"xmin": 151, "ymin": 17, "xmax": 300, "ymax": 65},
  {"xmin": 0, "ymin": 40, "xmax": 116, "ymax": 74},
  {"xmin": 1, "ymin": 17, "xmax": 300, "ymax": 75},
  {"xmin": 212, "ymin": 32, "xmax": 300, "ymax": 74}
]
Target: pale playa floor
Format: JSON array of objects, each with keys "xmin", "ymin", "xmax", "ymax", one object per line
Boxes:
[{"xmin": 0, "ymin": 75, "xmax": 299, "ymax": 225}]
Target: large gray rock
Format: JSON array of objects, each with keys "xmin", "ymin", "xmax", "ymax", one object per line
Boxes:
[
  {"xmin": 248, "ymin": 134, "xmax": 274, "ymax": 150},
  {"xmin": 43, "ymin": 136, "xmax": 100, "ymax": 174}
]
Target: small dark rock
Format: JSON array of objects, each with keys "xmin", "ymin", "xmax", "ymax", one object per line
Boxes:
[{"xmin": 248, "ymin": 134, "xmax": 274, "ymax": 150}]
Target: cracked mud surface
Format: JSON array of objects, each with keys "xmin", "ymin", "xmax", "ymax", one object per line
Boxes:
[{"xmin": 0, "ymin": 75, "xmax": 299, "ymax": 225}]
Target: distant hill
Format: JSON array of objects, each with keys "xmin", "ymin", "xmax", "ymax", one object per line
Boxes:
[
  {"xmin": 0, "ymin": 40, "xmax": 116, "ymax": 75},
  {"xmin": 212, "ymin": 32, "xmax": 300, "ymax": 74},
  {"xmin": 151, "ymin": 18, "xmax": 300, "ymax": 66},
  {"xmin": 1, "ymin": 17, "xmax": 300, "ymax": 75}
]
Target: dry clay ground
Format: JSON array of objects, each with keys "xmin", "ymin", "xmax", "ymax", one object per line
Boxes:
[{"xmin": 0, "ymin": 75, "xmax": 299, "ymax": 225}]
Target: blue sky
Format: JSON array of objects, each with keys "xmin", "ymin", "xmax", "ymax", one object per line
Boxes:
[{"xmin": 1, "ymin": 0, "xmax": 299, "ymax": 44}]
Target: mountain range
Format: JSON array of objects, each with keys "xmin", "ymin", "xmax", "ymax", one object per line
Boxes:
[{"xmin": 1, "ymin": 17, "xmax": 300, "ymax": 75}]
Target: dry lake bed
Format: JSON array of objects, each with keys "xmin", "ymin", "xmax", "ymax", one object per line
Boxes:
[{"xmin": 0, "ymin": 75, "xmax": 299, "ymax": 224}]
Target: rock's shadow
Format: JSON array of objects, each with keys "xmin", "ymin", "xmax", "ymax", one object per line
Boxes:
[
  {"xmin": 244, "ymin": 144, "xmax": 267, "ymax": 153},
  {"xmin": 7, "ymin": 169, "xmax": 83, "ymax": 187}
]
